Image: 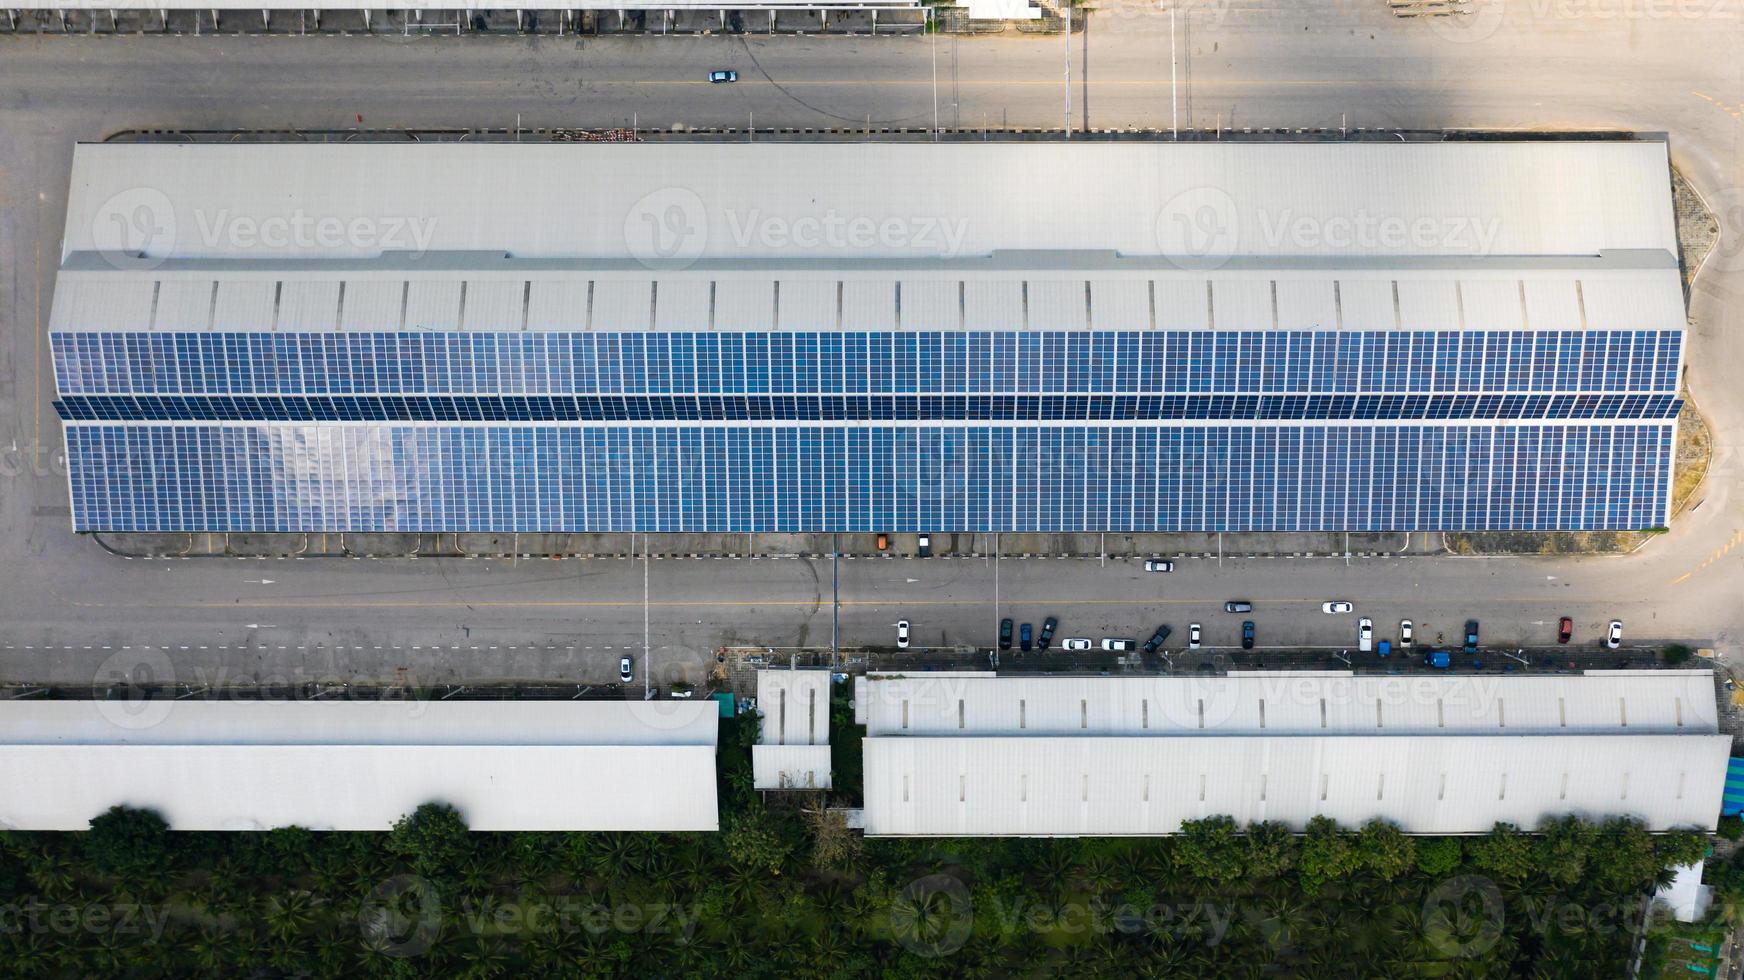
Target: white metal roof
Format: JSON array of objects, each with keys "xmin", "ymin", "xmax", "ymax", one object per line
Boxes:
[
  {"xmin": 62, "ymin": 141, "xmax": 1679, "ymax": 262},
  {"xmin": 753, "ymin": 745, "xmax": 834, "ymax": 790},
  {"xmin": 755, "ymin": 669, "xmax": 832, "ymax": 747},
  {"xmin": 48, "ymin": 261, "xmax": 1686, "ymax": 335},
  {"xmin": 859, "ymin": 670, "xmax": 1720, "ymax": 737},
  {"xmin": 54, "ymin": 141, "xmax": 1684, "ymax": 338},
  {"xmin": 0, "ymin": 700, "xmax": 718, "ymax": 831},
  {"xmin": 861, "ymin": 733, "xmax": 1730, "ymax": 836}
]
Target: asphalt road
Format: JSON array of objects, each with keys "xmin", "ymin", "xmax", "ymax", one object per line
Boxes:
[{"xmin": 1, "ymin": 5, "xmax": 1741, "ymax": 689}]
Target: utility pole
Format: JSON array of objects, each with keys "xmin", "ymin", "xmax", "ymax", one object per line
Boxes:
[
  {"xmin": 1063, "ymin": 2, "xmax": 1072, "ymax": 138},
  {"xmin": 1170, "ymin": 7, "xmax": 1179, "ymax": 139}
]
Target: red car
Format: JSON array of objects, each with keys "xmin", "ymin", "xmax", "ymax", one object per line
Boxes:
[{"xmin": 1557, "ymin": 617, "xmax": 1573, "ymax": 644}]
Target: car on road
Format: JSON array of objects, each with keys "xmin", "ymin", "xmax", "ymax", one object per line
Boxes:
[
  {"xmin": 1241, "ymin": 621, "xmax": 1256, "ymax": 650},
  {"xmin": 708, "ymin": 70, "xmax": 738, "ymax": 83},
  {"xmin": 1224, "ymin": 600, "xmax": 1253, "ymax": 613},
  {"xmin": 1143, "ymin": 559, "xmax": 1175, "ymax": 572},
  {"xmin": 896, "ymin": 620, "xmax": 910, "ymax": 649},
  {"xmin": 1037, "ymin": 616, "xmax": 1058, "ymax": 652},
  {"xmin": 998, "ymin": 617, "xmax": 1013, "ymax": 651},
  {"xmin": 1424, "ymin": 650, "xmax": 1451, "ymax": 669},
  {"xmin": 1606, "ymin": 620, "xmax": 1624, "ymax": 649},
  {"xmin": 1399, "ymin": 620, "xmax": 1413, "ymax": 648},
  {"xmin": 1358, "ymin": 617, "xmax": 1374, "ymax": 652},
  {"xmin": 619, "ymin": 656, "xmax": 634, "ymax": 683},
  {"xmin": 1322, "ymin": 601, "xmax": 1354, "ymax": 614},
  {"xmin": 1558, "ymin": 617, "xmax": 1573, "ymax": 644},
  {"xmin": 1020, "ymin": 622, "xmax": 1033, "ymax": 652},
  {"xmin": 1061, "ymin": 638, "xmax": 1093, "ymax": 651},
  {"xmin": 1188, "ymin": 623, "xmax": 1202, "ymax": 649},
  {"xmin": 1102, "ymin": 638, "xmax": 1135, "ymax": 652},
  {"xmin": 917, "ymin": 533, "xmax": 932, "ymax": 558},
  {"xmin": 1463, "ymin": 620, "xmax": 1480, "ymax": 655},
  {"xmin": 1142, "ymin": 625, "xmax": 1173, "ymax": 655}
]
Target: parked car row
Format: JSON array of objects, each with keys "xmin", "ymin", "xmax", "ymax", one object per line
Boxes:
[{"xmin": 899, "ymin": 601, "xmax": 1628, "ymax": 654}]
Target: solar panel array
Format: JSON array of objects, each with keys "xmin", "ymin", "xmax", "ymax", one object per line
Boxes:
[{"xmin": 54, "ymin": 328, "xmax": 1681, "ymax": 532}]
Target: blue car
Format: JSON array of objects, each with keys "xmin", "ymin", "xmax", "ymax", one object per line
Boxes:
[
  {"xmin": 1020, "ymin": 622, "xmax": 1033, "ymax": 652},
  {"xmin": 1425, "ymin": 650, "xmax": 1451, "ymax": 669}
]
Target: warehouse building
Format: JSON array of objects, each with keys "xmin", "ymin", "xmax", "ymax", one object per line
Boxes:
[
  {"xmin": 51, "ymin": 140, "xmax": 1685, "ymax": 533},
  {"xmin": 753, "ymin": 667, "xmax": 833, "ymax": 790},
  {"xmin": 0, "ymin": 700, "xmax": 720, "ymax": 831},
  {"xmin": 855, "ymin": 670, "xmax": 1728, "ymax": 836}
]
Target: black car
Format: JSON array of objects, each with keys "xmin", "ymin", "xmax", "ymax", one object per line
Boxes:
[
  {"xmin": 1241, "ymin": 621, "xmax": 1256, "ymax": 649},
  {"xmin": 1037, "ymin": 616, "xmax": 1058, "ymax": 652},
  {"xmin": 1463, "ymin": 620, "xmax": 1480, "ymax": 655},
  {"xmin": 1142, "ymin": 624, "xmax": 1173, "ymax": 655},
  {"xmin": 999, "ymin": 617, "xmax": 1013, "ymax": 651},
  {"xmin": 1020, "ymin": 623, "xmax": 1033, "ymax": 652}
]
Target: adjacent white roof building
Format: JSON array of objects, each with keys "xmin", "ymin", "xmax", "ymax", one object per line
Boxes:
[
  {"xmin": 859, "ymin": 671, "xmax": 1729, "ymax": 836},
  {"xmin": 753, "ymin": 668, "xmax": 833, "ymax": 790},
  {"xmin": 0, "ymin": 699, "xmax": 719, "ymax": 831}
]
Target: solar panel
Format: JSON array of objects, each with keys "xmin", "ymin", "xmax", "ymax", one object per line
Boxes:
[
  {"xmin": 64, "ymin": 422, "xmax": 1673, "ymax": 533},
  {"xmin": 51, "ymin": 328, "xmax": 1682, "ymax": 533}
]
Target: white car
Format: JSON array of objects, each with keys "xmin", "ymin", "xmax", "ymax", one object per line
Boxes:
[
  {"xmin": 1188, "ymin": 623, "xmax": 1202, "ymax": 649},
  {"xmin": 1606, "ymin": 620, "xmax": 1624, "ymax": 649},
  {"xmin": 1100, "ymin": 638, "xmax": 1135, "ymax": 652},
  {"xmin": 1143, "ymin": 559, "xmax": 1175, "ymax": 572},
  {"xmin": 896, "ymin": 620, "xmax": 910, "ymax": 649},
  {"xmin": 1399, "ymin": 620, "xmax": 1413, "ymax": 648},
  {"xmin": 619, "ymin": 656, "xmax": 634, "ymax": 683},
  {"xmin": 1322, "ymin": 601, "xmax": 1354, "ymax": 614},
  {"xmin": 1061, "ymin": 638, "xmax": 1093, "ymax": 651},
  {"xmin": 1358, "ymin": 618, "xmax": 1373, "ymax": 652}
]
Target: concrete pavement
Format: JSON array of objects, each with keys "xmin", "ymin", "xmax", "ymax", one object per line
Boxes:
[{"xmin": 2, "ymin": 8, "xmax": 1742, "ymax": 689}]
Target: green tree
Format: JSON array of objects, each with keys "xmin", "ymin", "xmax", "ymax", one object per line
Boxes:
[
  {"xmin": 1174, "ymin": 816, "xmax": 1245, "ymax": 883},
  {"xmin": 1414, "ymin": 836, "xmax": 1463, "ymax": 877},
  {"xmin": 1467, "ymin": 823, "xmax": 1536, "ymax": 881},
  {"xmin": 1298, "ymin": 817, "xmax": 1360, "ymax": 893},
  {"xmin": 83, "ymin": 805, "xmax": 170, "ymax": 881},
  {"xmin": 386, "ymin": 802, "xmax": 472, "ymax": 878},
  {"xmin": 1356, "ymin": 820, "xmax": 1416, "ymax": 881},
  {"xmin": 1535, "ymin": 815, "xmax": 1595, "ymax": 886},
  {"xmin": 1244, "ymin": 821, "xmax": 1299, "ymax": 879},
  {"xmin": 722, "ymin": 810, "xmax": 794, "ymax": 876}
]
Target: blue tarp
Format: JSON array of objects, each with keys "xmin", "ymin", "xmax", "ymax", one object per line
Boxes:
[{"xmin": 1720, "ymin": 758, "xmax": 1744, "ymax": 816}]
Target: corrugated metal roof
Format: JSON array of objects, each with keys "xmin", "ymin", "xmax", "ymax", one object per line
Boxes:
[
  {"xmin": 0, "ymin": 700, "xmax": 719, "ymax": 831},
  {"xmin": 61, "ymin": 142, "xmax": 1679, "ymax": 262},
  {"xmin": 862, "ymin": 734, "xmax": 1729, "ymax": 836},
  {"xmin": 1, "ymin": 698, "xmax": 721, "ymax": 745},
  {"xmin": 860, "ymin": 671, "xmax": 1720, "ymax": 737},
  {"xmin": 48, "ymin": 264, "xmax": 1685, "ymax": 336},
  {"xmin": 753, "ymin": 745, "xmax": 834, "ymax": 791},
  {"xmin": 1, "ymin": 744, "xmax": 718, "ymax": 832},
  {"xmin": 756, "ymin": 669, "xmax": 833, "ymax": 747}
]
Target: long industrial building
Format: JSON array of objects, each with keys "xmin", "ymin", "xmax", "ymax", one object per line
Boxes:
[
  {"xmin": 52, "ymin": 140, "xmax": 1684, "ymax": 533},
  {"xmin": 0, "ymin": 700, "xmax": 720, "ymax": 831},
  {"xmin": 855, "ymin": 670, "xmax": 1728, "ymax": 836}
]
